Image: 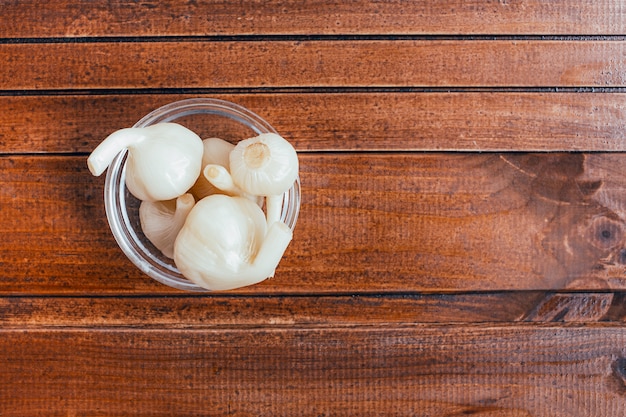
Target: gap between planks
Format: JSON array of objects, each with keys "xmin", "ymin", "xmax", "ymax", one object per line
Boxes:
[{"xmin": 3, "ymin": 35, "xmax": 626, "ymax": 44}]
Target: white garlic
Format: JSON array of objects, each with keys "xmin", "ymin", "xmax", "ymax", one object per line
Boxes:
[
  {"xmin": 87, "ymin": 123, "xmax": 203, "ymax": 202},
  {"xmin": 189, "ymin": 137, "xmax": 235, "ymax": 200},
  {"xmin": 229, "ymin": 133, "xmax": 299, "ymax": 226},
  {"xmin": 139, "ymin": 193, "xmax": 195, "ymax": 259},
  {"xmin": 173, "ymin": 194, "xmax": 293, "ymax": 291},
  {"xmin": 202, "ymin": 164, "xmax": 244, "ymax": 197},
  {"xmin": 229, "ymin": 133, "xmax": 299, "ymax": 197},
  {"xmin": 202, "ymin": 163, "xmax": 263, "ymax": 207}
]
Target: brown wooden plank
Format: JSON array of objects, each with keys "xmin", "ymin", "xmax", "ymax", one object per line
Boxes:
[
  {"xmin": 4, "ymin": 292, "xmax": 625, "ymax": 328},
  {"xmin": 3, "ymin": 41, "xmax": 626, "ymax": 90},
  {"xmin": 2, "ymin": 0, "xmax": 625, "ymax": 37},
  {"xmin": 1, "ymin": 325, "xmax": 625, "ymax": 415},
  {"xmin": 3, "ymin": 92, "xmax": 626, "ymax": 153},
  {"xmin": 521, "ymin": 293, "xmax": 614, "ymax": 322},
  {"xmin": 2, "ymin": 153, "xmax": 626, "ymax": 294},
  {"xmin": 0, "ymin": 293, "xmax": 549, "ymax": 328},
  {"xmin": 291, "ymin": 152, "xmax": 626, "ymax": 292}
]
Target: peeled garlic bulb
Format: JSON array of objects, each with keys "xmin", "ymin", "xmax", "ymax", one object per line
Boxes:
[
  {"xmin": 173, "ymin": 194, "xmax": 293, "ymax": 291},
  {"xmin": 139, "ymin": 193, "xmax": 195, "ymax": 259},
  {"xmin": 87, "ymin": 123, "xmax": 203, "ymax": 202},
  {"xmin": 189, "ymin": 137, "xmax": 235, "ymax": 200},
  {"xmin": 229, "ymin": 133, "xmax": 299, "ymax": 197}
]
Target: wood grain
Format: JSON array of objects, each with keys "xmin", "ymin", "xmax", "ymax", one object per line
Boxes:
[
  {"xmin": 2, "ymin": 0, "xmax": 625, "ymax": 37},
  {"xmin": 1, "ymin": 325, "xmax": 625, "ymax": 415},
  {"xmin": 3, "ymin": 292, "xmax": 625, "ymax": 328},
  {"xmin": 0, "ymin": 293, "xmax": 546, "ymax": 328},
  {"xmin": 522, "ymin": 293, "xmax": 614, "ymax": 322},
  {"xmin": 3, "ymin": 92, "xmax": 626, "ymax": 153},
  {"xmin": 3, "ymin": 153, "xmax": 626, "ymax": 294},
  {"xmin": 4, "ymin": 1, "xmax": 626, "ymax": 415},
  {"xmin": 3, "ymin": 41, "xmax": 626, "ymax": 90}
]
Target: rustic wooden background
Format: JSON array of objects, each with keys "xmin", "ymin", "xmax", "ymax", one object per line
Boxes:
[{"xmin": 2, "ymin": 1, "xmax": 626, "ymax": 415}]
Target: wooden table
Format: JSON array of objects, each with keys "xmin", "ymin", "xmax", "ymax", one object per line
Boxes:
[{"xmin": 2, "ymin": 1, "xmax": 626, "ymax": 415}]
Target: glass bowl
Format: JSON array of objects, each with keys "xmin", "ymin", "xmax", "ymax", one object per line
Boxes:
[{"xmin": 103, "ymin": 98, "xmax": 301, "ymax": 291}]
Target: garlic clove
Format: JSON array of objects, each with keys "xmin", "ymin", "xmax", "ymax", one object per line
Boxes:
[
  {"xmin": 87, "ymin": 123, "xmax": 203, "ymax": 202},
  {"xmin": 229, "ymin": 133, "xmax": 299, "ymax": 197},
  {"xmin": 201, "ymin": 137, "xmax": 235, "ymax": 169},
  {"xmin": 173, "ymin": 194, "xmax": 292, "ymax": 291},
  {"xmin": 189, "ymin": 137, "xmax": 235, "ymax": 200},
  {"xmin": 139, "ymin": 193, "xmax": 195, "ymax": 259}
]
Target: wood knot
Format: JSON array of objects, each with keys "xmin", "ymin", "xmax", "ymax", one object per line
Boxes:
[
  {"xmin": 523, "ymin": 293, "xmax": 613, "ymax": 322},
  {"xmin": 612, "ymin": 357, "xmax": 626, "ymax": 388},
  {"xmin": 587, "ymin": 216, "xmax": 624, "ymax": 250}
]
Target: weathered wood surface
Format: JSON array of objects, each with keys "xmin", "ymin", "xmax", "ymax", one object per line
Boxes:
[
  {"xmin": 4, "ymin": 41, "xmax": 626, "ymax": 90},
  {"xmin": 2, "ymin": 325, "xmax": 626, "ymax": 416},
  {"xmin": 1, "ymin": 293, "xmax": 623, "ymax": 328},
  {"xmin": 2, "ymin": 0, "xmax": 625, "ymax": 37},
  {"xmin": 2, "ymin": 93, "xmax": 626, "ymax": 153},
  {"xmin": 3, "ymin": 153, "xmax": 626, "ymax": 294},
  {"xmin": 3, "ymin": 0, "xmax": 626, "ymax": 415}
]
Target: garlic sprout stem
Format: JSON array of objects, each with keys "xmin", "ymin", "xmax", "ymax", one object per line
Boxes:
[
  {"xmin": 203, "ymin": 164, "xmax": 245, "ymax": 196},
  {"xmin": 265, "ymin": 194, "xmax": 284, "ymax": 226},
  {"xmin": 87, "ymin": 128, "xmax": 144, "ymax": 176},
  {"xmin": 203, "ymin": 164, "xmax": 263, "ymax": 206},
  {"xmin": 264, "ymin": 193, "xmax": 285, "ymax": 278},
  {"xmin": 190, "ymin": 138, "xmax": 236, "ymax": 200},
  {"xmin": 248, "ymin": 221, "xmax": 293, "ymax": 283}
]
